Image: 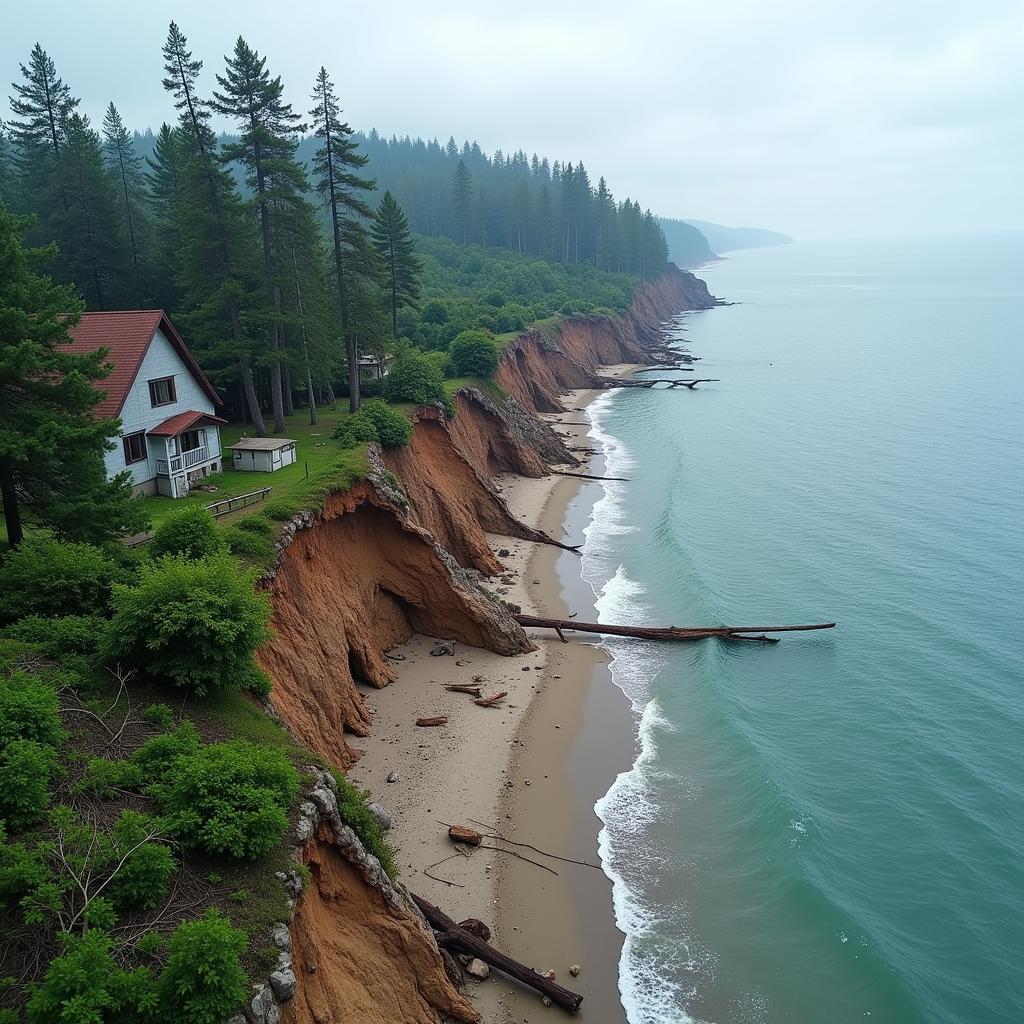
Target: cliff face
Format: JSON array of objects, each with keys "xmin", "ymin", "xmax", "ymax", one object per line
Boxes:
[
  {"xmin": 381, "ymin": 405, "xmax": 548, "ymax": 574},
  {"xmin": 257, "ymin": 478, "xmax": 532, "ymax": 770},
  {"xmin": 494, "ymin": 266, "xmax": 716, "ymax": 413},
  {"xmin": 259, "ymin": 266, "xmax": 713, "ymax": 1024}
]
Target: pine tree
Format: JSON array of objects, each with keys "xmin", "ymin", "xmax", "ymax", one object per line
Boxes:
[
  {"xmin": 7, "ymin": 43, "xmax": 78, "ymax": 216},
  {"xmin": 55, "ymin": 113, "xmax": 131, "ymax": 309},
  {"xmin": 0, "ymin": 122, "xmax": 15, "ymax": 206},
  {"xmin": 161, "ymin": 21, "xmax": 266, "ymax": 433},
  {"xmin": 371, "ymin": 191, "xmax": 422, "ymax": 338},
  {"xmin": 308, "ymin": 66, "xmax": 376, "ymax": 412},
  {"xmin": 101, "ymin": 102, "xmax": 149, "ymax": 307},
  {"xmin": 0, "ymin": 199, "xmax": 147, "ymax": 546},
  {"xmin": 144, "ymin": 123, "xmax": 185, "ymax": 311},
  {"xmin": 213, "ymin": 37, "xmax": 309, "ymax": 432},
  {"xmin": 451, "ymin": 159, "xmax": 473, "ymax": 244}
]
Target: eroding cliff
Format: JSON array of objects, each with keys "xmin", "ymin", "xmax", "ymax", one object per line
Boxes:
[{"xmin": 257, "ymin": 479, "xmax": 533, "ymax": 770}]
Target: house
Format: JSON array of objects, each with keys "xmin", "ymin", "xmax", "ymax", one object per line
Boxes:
[
  {"xmin": 228, "ymin": 437, "xmax": 297, "ymax": 473},
  {"xmin": 357, "ymin": 353, "xmax": 393, "ymax": 381},
  {"xmin": 65, "ymin": 310, "xmax": 226, "ymax": 499}
]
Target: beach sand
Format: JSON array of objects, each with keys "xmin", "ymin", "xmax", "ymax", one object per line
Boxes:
[{"xmin": 350, "ymin": 373, "xmax": 639, "ymax": 1023}]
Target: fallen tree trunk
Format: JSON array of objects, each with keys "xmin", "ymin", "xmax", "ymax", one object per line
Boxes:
[
  {"xmin": 444, "ymin": 684, "xmax": 483, "ymax": 697},
  {"xmin": 554, "ymin": 471, "xmax": 630, "ymax": 482},
  {"xmin": 597, "ymin": 376, "xmax": 720, "ymax": 390},
  {"xmin": 416, "ymin": 716, "xmax": 449, "ymax": 727},
  {"xmin": 516, "ymin": 614, "xmax": 836, "ymax": 642},
  {"xmin": 411, "ymin": 893, "xmax": 584, "ymax": 1013}
]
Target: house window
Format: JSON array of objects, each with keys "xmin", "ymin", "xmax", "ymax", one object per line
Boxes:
[
  {"xmin": 179, "ymin": 429, "xmax": 203, "ymax": 452},
  {"xmin": 122, "ymin": 432, "xmax": 147, "ymax": 465},
  {"xmin": 148, "ymin": 376, "xmax": 176, "ymax": 407}
]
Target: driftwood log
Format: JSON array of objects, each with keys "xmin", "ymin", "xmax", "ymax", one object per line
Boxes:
[
  {"xmin": 597, "ymin": 376, "xmax": 720, "ymax": 390},
  {"xmin": 554, "ymin": 471, "xmax": 630, "ymax": 482},
  {"xmin": 516, "ymin": 614, "xmax": 836, "ymax": 643},
  {"xmin": 474, "ymin": 690, "xmax": 507, "ymax": 707},
  {"xmin": 411, "ymin": 893, "xmax": 584, "ymax": 1013},
  {"xmin": 444, "ymin": 684, "xmax": 483, "ymax": 698},
  {"xmin": 415, "ymin": 716, "xmax": 449, "ymax": 727}
]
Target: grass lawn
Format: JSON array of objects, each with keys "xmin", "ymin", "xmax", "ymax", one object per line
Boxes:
[{"xmin": 140, "ymin": 406, "xmax": 358, "ymax": 530}]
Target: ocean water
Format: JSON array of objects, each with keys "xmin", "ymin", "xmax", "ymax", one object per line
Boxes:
[{"xmin": 581, "ymin": 236, "xmax": 1024, "ymax": 1024}]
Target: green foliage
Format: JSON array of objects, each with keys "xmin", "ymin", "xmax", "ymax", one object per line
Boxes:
[
  {"xmin": 3, "ymin": 614, "xmax": 105, "ymax": 663},
  {"xmin": 332, "ymin": 774, "xmax": 398, "ymax": 878},
  {"xmin": 262, "ymin": 498, "xmax": 300, "ymax": 521},
  {"xmin": 0, "ymin": 740, "xmax": 59, "ymax": 828},
  {"xmin": 423, "ymin": 349, "xmax": 451, "ymax": 377},
  {"xmin": 157, "ymin": 910, "xmax": 248, "ymax": 1024},
  {"xmin": 154, "ymin": 740, "xmax": 298, "ymax": 860},
  {"xmin": 26, "ymin": 929, "xmax": 158, "ymax": 1024},
  {"xmin": 372, "ymin": 190, "xmax": 422, "ymax": 336},
  {"xmin": 149, "ymin": 506, "xmax": 225, "ymax": 560},
  {"xmin": 234, "ymin": 514, "xmax": 273, "ymax": 536},
  {"xmin": 104, "ymin": 555, "xmax": 272, "ymax": 697},
  {"xmin": 144, "ymin": 703, "xmax": 174, "ymax": 730},
  {"xmin": 0, "ymin": 671, "xmax": 65, "ymax": 749},
  {"xmin": 76, "ymin": 756, "xmax": 143, "ymax": 799},
  {"xmin": 0, "ymin": 824, "xmax": 50, "ymax": 902},
  {"xmin": 384, "ymin": 347, "xmax": 445, "ymax": 405},
  {"xmin": 222, "ymin": 525, "xmax": 275, "ymax": 561},
  {"xmin": 449, "ymin": 329, "xmax": 500, "ymax": 377},
  {"xmin": 108, "ymin": 834, "xmax": 174, "ymax": 911},
  {"xmin": 359, "ymin": 399, "xmax": 412, "ymax": 447},
  {"xmin": 0, "ymin": 537, "xmax": 131, "ymax": 624},
  {"xmin": 131, "ymin": 721, "xmax": 201, "ymax": 781},
  {"xmin": 332, "ymin": 412, "xmax": 380, "ymax": 449}
]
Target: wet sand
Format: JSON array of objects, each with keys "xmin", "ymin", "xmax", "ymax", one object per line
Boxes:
[{"xmin": 350, "ymin": 375, "xmax": 638, "ymax": 1023}]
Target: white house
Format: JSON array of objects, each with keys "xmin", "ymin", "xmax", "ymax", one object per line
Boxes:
[
  {"xmin": 66, "ymin": 310, "xmax": 226, "ymax": 499},
  {"xmin": 357, "ymin": 353, "xmax": 393, "ymax": 381}
]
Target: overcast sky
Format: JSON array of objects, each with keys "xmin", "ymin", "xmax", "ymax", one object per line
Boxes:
[{"xmin": 4, "ymin": 1, "xmax": 1022, "ymax": 239}]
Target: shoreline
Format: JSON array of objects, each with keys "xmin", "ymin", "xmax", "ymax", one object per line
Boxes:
[{"xmin": 350, "ymin": 369, "xmax": 640, "ymax": 1022}]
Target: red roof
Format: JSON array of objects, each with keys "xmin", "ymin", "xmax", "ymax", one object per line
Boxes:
[
  {"xmin": 63, "ymin": 310, "xmax": 221, "ymax": 419},
  {"xmin": 147, "ymin": 411, "xmax": 228, "ymax": 437}
]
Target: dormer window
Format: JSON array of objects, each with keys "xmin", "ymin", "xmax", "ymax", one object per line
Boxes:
[{"xmin": 148, "ymin": 376, "xmax": 177, "ymax": 407}]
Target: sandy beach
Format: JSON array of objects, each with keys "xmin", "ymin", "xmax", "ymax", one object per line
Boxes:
[{"xmin": 350, "ymin": 371, "xmax": 640, "ymax": 1023}]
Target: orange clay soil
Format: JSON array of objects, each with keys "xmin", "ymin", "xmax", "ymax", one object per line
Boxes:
[
  {"xmin": 256, "ymin": 481, "xmax": 533, "ymax": 770},
  {"xmin": 281, "ymin": 829, "xmax": 479, "ymax": 1024}
]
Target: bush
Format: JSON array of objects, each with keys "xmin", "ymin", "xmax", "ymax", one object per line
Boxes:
[
  {"xmin": 0, "ymin": 537, "xmax": 130, "ymax": 624},
  {"xmin": 0, "ymin": 740, "xmax": 59, "ymax": 828},
  {"xmin": 157, "ymin": 910, "xmax": 248, "ymax": 1024},
  {"xmin": 420, "ymin": 299, "xmax": 449, "ymax": 324},
  {"xmin": 144, "ymin": 703, "xmax": 174, "ymax": 730},
  {"xmin": 449, "ymin": 330, "xmax": 500, "ymax": 378},
  {"xmin": 0, "ymin": 672, "xmax": 65, "ymax": 749},
  {"xmin": 384, "ymin": 347, "xmax": 445, "ymax": 405},
  {"xmin": 150, "ymin": 506, "xmax": 225, "ymax": 560},
  {"xmin": 76, "ymin": 755, "xmax": 143, "ymax": 798},
  {"xmin": 3, "ymin": 614, "xmax": 105, "ymax": 663},
  {"xmin": 235, "ymin": 515, "xmax": 273, "ymax": 536},
  {"xmin": 334, "ymin": 775, "xmax": 399, "ymax": 878},
  {"xmin": 132, "ymin": 721, "xmax": 201, "ymax": 781},
  {"xmin": 332, "ymin": 411, "xmax": 380, "ymax": 449},
  {"xmin": 222, "ymin": 526, "xmax": 275, "ymax": 561},
  {"xmin": 109, "ymin": 811, "xmax": 175, "ymax": 911},
  {"xmin": 26, "ymin": 929, "xmax": 157, "ymax": 1024},
  {"xmin": 155, "ymin": 740, "xmax": 299, "ymax": 859},
  {"xmin": 262, "ymin": 498, "xmax": 300, "ymax": 521},
  {"xmin": 423, "ymin": 350, "xmax": 451, "ymax": 378},
  {"xmin": 104, "ymin": 556, "xmax": 272, "ymax": 697},
  {"xmin": 359, "ymin": 400, "xmax": 412, "ymax": 447}
]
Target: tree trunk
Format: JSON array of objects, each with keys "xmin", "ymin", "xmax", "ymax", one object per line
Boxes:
[
  {"xmin": 292, "ymin": 250, "xmax": 318, "ymax": 425},
  {"xmin": 282, "ymin": 359, "xmax": 295, "ymax": 417},
  {"xmin": 238, "ymin": 357, "xmax": 266, "ymax": 435},
  {"xmin": 0, "ymin": 458, "xmax": 23, "ymax": 548}
]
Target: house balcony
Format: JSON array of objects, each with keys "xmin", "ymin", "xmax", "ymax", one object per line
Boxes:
[{"xmin": 156, "ymin": 445, "xmax": 209, "ymax": 476}]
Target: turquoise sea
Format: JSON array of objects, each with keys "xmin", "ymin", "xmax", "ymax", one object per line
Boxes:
[{"xmin": 582, "ymin": 236, "xmax": 1024, "ymax": 1023}]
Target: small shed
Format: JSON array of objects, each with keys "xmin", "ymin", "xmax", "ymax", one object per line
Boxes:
[{"xmin": 228, "ymin": 437, "xmax": 298, "ymax": 473}]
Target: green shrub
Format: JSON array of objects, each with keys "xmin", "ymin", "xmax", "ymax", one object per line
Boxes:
[
  {"xmin": 262, "ymin": 498, "xmax": 300, "ymax": 521},
  {"xmin": 333, "ymin": 411, "xmax": 380, "ymax": 449},
  {"xmin": 384, "ymin": 347, "xmax": 445, "ymax": 405},
  {"xmin": 132, "ymin": 721, "xmax": 201, "ymax": 782},
  {"xmin": 440, "ymin": 395, "xmax": 457, "ymax": 420},
  {"xmin": 423, "ymin": 349, "xmax": 451, "ymax": 378},
  {"xmin": 0, "ymin": 740, "xmax": 60, "ymax": 829},
  {"xmin": 0, "ymin": 537, "xmax": 130, "ymax": 624},
  {"xmin": 359, "ymin": 400, "xmax": 413, "ymax": 447},
  {"xmin": 144, "ymin": 703, "xmax": 174, "ymax": 730},
  {"xmin": 109, "ymin": 840, "xmax": 174, "ymax": 911},
  {"xmin": 155, "ymin": 740, "xmax": 298, "ymax": 860},
  {"xmin": 157, "ymin": 910, "xmax": 248, "ymax": 1024},
  {"xmin": 150, "ymin": 506, "xmax": 225, "ymax": 560},
  {"xmin": 420, "ymin": 299, "xmax": 449, "ymax": 324},
  {"xmin": 104, "ymin": 556, "xmax": 272, "ymax": 697},
  {"xmin": 0, "ymin": 826, "xmax": 50, "ymax": 902},
  {"xmin": 76, "ymin": 755, "xmax": 143, "ymax": 798},
  {"xmin": 222, "ymin": 525, "xmax": 275, "ymax": 561},
  {"xmin": 26, "ymin": 929, "xmax": 157, "ymax": 1024},
  {"xmin": 235, "ymin": 515, "xmax": 273, "ymax": 536},
  {"xmin": 0, "ymin": 672, "xmax": 65, "ymax": 749},
  {"xmin": 334, "ymin": 774, "xmax": 399, "ymax": 878},
  {"xmin": 3, "ymin": 613, "xmax": 105, "ymax": 663},
  {"xmin": 449, "ymin": 330, "xmax": 500, "ymax": 378}
]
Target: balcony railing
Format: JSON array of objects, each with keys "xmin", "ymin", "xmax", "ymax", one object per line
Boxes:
[{"xmin": 156, "ymin": 445, "xmax": 209, "ymax": 476}]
